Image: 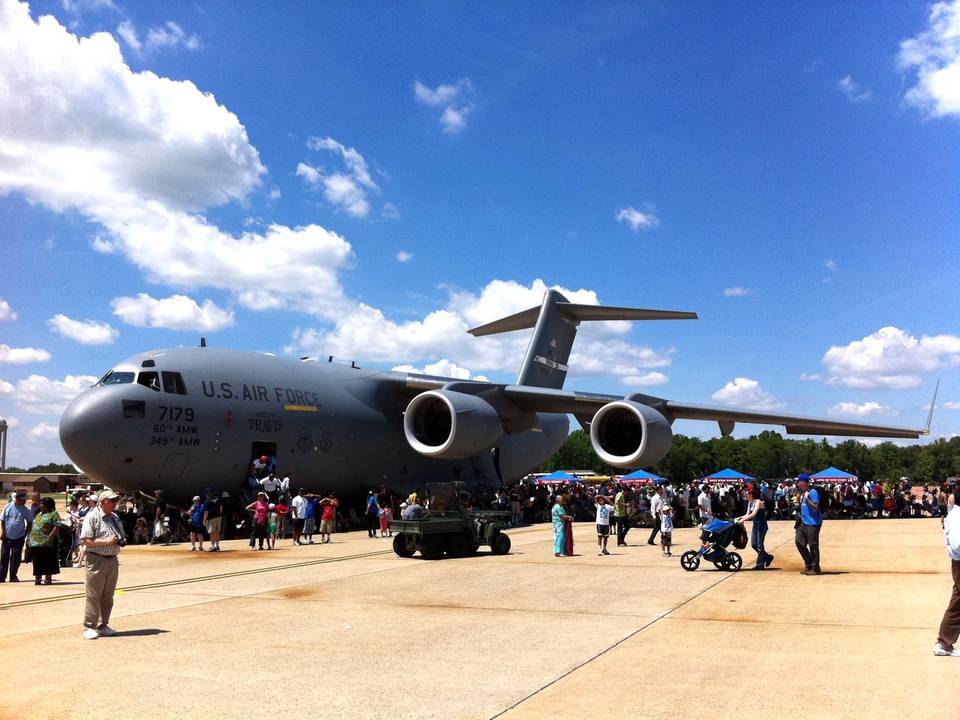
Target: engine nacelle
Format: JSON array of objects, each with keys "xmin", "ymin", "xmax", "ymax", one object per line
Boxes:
[
  {"xmin": 404, "ymin": 389, "xmax": 503, "ymax": 459},
  {"xmin": 589, "ymin": 400, "xmax": 673, "ymax": 469}
]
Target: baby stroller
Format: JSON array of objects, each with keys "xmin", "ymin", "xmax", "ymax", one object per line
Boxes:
[{"xmin": 680, "ymin": 518, "xmax": 746, "ymax": 572}]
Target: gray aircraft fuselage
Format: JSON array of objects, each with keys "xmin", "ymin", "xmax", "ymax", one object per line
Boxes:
[{"xmin": 59, "ymin": 347, "xmax": 568, "ymax": 504}]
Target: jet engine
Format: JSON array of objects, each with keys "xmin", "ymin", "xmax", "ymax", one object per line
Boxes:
[
  {"xmin": 404, "ymin": 389, "xmax": 503, "ymax": 459},
  {"xmin": 589, "ymin": 400, "xmax": 673, "ymax": 469}
]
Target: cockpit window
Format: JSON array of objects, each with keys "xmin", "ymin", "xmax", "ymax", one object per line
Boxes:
[
  {"xmin": 162, "ymin": 371, "xmax": 187, "ymax": 395},
  {"xmin": 100, "ymin": 371, "xmax": 135, "ymax": 386},
  {"xmin": 137, "ymin": 371, "xmax": 161, "ymax": 392}
]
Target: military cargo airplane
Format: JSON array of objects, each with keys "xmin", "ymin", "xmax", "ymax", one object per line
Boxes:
[{"xmin": 59, "ymin": 290, "xmax": 927, "ymax": 504}]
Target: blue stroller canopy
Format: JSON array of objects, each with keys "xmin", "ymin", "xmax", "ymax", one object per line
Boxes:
[{"xmin": 702, "ymin": 518, "xmax": 732, "ymax": 533}]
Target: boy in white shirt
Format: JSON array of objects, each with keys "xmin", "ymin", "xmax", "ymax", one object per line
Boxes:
[
  {"xmin": 660, "ymin": 503, "xmax": 674, "ymax": 557},
  {"xmin": 595, "ymin": 496, "xmax": 613, "ymax": 556}
]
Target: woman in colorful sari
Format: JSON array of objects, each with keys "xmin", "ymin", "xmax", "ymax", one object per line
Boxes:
[{"xmin": 552, "ymin": 492, "xmax": 573, "ymax": 557}]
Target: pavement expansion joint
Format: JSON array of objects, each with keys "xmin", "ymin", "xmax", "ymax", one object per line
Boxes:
[{"xmin": 489, "ymin": 558, "xmax": 741, "ymax": 719}]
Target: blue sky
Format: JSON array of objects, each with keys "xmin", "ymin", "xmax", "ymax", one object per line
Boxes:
[{"xmin": 1, "ymin": 0, "xmax": 958, "ymax": 466}]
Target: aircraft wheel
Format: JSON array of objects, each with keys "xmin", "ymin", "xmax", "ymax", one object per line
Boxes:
[
  {"xmin": 393, "ymin": 533, "xmax": 415, "ymax": 558},
  {"xmin": 418, "ymin": 536, "xmax": 445, "ymax": 560},
  {"xmin": 445, "ymin": 533, "xmax": 470, "ymax": 558},
  {"xmin": 490, "ymin": 532, "xmax": 511, "ymax": 555},
  {"xmin": 680, "ymin": 551, "xmax": 700, "ymax": 571},
  {"xmin": 723, "ymin": 552, "xmax": 743, "ymax": 572}
]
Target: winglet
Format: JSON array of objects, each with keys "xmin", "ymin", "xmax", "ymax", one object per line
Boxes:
[{"xmin": 924, "ymin": 378, "xmax": 940, "ymax": 435}]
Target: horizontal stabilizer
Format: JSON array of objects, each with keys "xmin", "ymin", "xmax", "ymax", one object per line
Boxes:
[{"xmin": 468, "ymin": 302, "xmax": 697, "ymax": 337}]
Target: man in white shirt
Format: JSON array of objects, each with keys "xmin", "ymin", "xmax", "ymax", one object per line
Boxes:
[
  {"xmin": 260, "ymin": 473, "xmax": 279, "ymax": 503},
  {"xmin": 697, "ymin": 485, "xmax": 713, "ymax": 526},
  {"xmin": 934, "ymin": 489, "xmax": 960, "ymax": 656},
  {"xmin": 291, "ymin": 488, "xmax": 307, "ymax": 546},
  {"xmin": 647, "ymin": 487, "xmax": 664, "ymax": 546}
]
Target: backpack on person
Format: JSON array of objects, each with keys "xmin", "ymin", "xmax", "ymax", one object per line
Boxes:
[
  {"xmin": 812, "ymin": 485, "xmax": 834, "ymax": 515},
  {"xmin": 795, "ymin": 487, "xmax": 831, "ymax": 527}
]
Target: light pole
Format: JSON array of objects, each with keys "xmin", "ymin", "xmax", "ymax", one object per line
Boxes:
[{"xmin": 0, "ymin": 418, "xmax": 7, "ymax": 471}]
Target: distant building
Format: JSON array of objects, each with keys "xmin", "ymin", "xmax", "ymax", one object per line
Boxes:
[{"xmin": 0, "ymin": 472, "xmax": 92, "ymax": 496}]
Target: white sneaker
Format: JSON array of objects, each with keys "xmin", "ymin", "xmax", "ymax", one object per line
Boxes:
[
  {"xmin": 83, "ymin": 628, "xmax": 99, "ymax": 640},
  {"xmin": 933, "ymin": 642, "xmax": 959, "ymax": 656},
  {"xmin": 598, "ymin": 549, "xmax": 603, "ymax": 556},
  {"xmin": 99, "ymin": 626, "xmax": 117, "ymax": 637}
]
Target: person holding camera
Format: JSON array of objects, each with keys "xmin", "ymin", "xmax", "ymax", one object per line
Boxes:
[{"xmin": 79, "ymin": 490, "xmax": 126, "ymax": 639}]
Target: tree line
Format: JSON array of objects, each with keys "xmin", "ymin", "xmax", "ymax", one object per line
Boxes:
[
  {"xmin": 541, "ymin": 429, "xmax": 960, "ymax": 484},
  {"xmin": 2, "ymin": 462, "xmax": 76, "ymax": 474}
]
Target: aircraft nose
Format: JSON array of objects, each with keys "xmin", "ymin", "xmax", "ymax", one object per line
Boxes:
[{"xmin": 59, "ymin": 388, "xmax": 118, "ymax": 474}]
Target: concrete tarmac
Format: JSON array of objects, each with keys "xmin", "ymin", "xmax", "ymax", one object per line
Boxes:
[{"xmin": 1, "ymin": 519, "xmax": 956, "ymax": 720}]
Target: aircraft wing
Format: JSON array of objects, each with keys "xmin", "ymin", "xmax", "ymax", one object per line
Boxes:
[{"xmin": 499, "ymin": 385, "xmax": 926, "ymax": 439}]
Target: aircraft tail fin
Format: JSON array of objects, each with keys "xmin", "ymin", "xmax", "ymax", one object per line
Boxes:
[{"xmin": 467, "ymin": 289, "xmax": 697, "ymax": 389}]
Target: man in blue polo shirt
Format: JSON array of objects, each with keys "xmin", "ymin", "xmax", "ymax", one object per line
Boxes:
[
  {"xmin": 1, "ymin": 491, "xmax": 34, "ymax": 582},
  {"xmin": 795, "ymin": 474, "xmax": 822, "ymax": 575}
]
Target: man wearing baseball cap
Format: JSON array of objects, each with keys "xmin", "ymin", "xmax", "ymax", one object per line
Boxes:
[
  {"xmin": 79, "ymin": 490, "xmax": 126, "ymax": 639},
  {"xmin": 1, "ymin": 491, "xmax": 33, "ymax": 582},
  {"xmin": 795, "ymin": 474, "xmax": 822, "ymax": 575}
]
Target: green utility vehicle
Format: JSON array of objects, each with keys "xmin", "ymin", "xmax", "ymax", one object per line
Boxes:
[{"xmin": 390, "ymin": 482, "xmax": 512, "ymax": 559}]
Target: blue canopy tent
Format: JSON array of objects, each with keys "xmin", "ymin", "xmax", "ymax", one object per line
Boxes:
[
  {"xmin": 705, "ymin": 468, "xmax": 755, "ymax": 483},
  {"xmin": 811, "ymin": 466, "xmax": 858, "ymax": 483},
  {"xmin": 620, "ymin": 469, "xmax": 667, "ymax": 486},
  {"xmin": 534, "ymin": 470, "xmax": 580, "ymax": 485}
]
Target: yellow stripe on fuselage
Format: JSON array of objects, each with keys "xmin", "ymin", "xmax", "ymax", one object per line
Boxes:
[{"xmin": 284, "ymin": 404, "xmax": 318, "ymax": 412}]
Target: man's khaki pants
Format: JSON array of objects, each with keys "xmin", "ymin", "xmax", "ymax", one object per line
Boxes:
[
  {"xmin": 84, "ymin": 553, "xmax": 119, "ymax": 630},
  {"xmin": 938, "ymin": 559, "xmax": 960, "ymax": 648}
]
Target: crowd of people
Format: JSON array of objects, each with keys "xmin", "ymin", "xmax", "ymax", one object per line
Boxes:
[
  {"xmin": 3, "ymin": 470, "xmax": 960, "ymax": 651},
  {"xmin": 503, "ymin": 476, "xmax": 958, "ymax": 529}
]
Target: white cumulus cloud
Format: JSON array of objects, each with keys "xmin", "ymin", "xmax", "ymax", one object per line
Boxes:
[
  {"xmin": 0, "ymin": 415, "xmax": 20, "ymax": 428},
  {"xmin": 15, "ymin": 374, "xmax": 98, "ymax": 414},
  {"xmin": 0, "ymin": 379, "xmax": 13, "ymax": 394},
  {"xmin": 828, "ymin": 401, "xmax": 899, "ymax": 417},
  {"xmin": 47, "ymin": 313, "xmax": 118, "ymax": 344},
  {"xmin": 0, "ymin": 344, "xmax": 52, "ymax": 364},
  {"xmin": 396, "ymin": 250, "xmax": 414, "ymax": 263},
  {"xmin": 288, "ymin": 279, "xmax": 675, "ymax": 386},
  {"xmin": 836, "ymin": 75, "xmax": 872, "ymax": 102},
  {"xmin": 392, "ymin": 359, "xmax": 489, "ymax": 382},
  {"xmin": 0, "ymin": 3, "xmax": 358, "ymax": 320},
  {"xmin": 712, "ymin": 377, "xmax": 784, "ymax": 410},
  {"xmin": 0, "ymin": 299, "xmax": 16, "ymax": 321},
  {"xmin": 899, "ymin": 0, "xmax": 960, "ymax": 117},
  {"xmin": 146, "ymin": 21, "xmax": 199, "ymax": 50},
  {"xmin": 111, "ymin": 293, "xmax": 235, "ymax": 331},
  {"xmin": 117, "ymin": 19, "xmax": 199, "ymax": 53},
  {"xmin": 822, "ymin": 326, "xmax": 960, "ymax": 389},
  {"xmin": 28, "ymin": 421, "xmax": 60, "ymax": 440},
  {"xmin": 616, "ymin": 207, "xmax": 660, "ymax": 232},
  {"xmin": 62, "ymin": 0, "xmax": 117, "ymax": 14},
  {"xmin": 414, "ymin": 79, "xmax": 475, "ymax": 134},
  {"xmin": 723, "ymin": 287, "xmax": 752, "ymax": 297},
  {"xmin": 297, "ymin": 136, "xmax": 381, "ymax": 218},
  {"xmin": 622, "ymin": 372, "xmax": 669, "ymax": 387}
]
